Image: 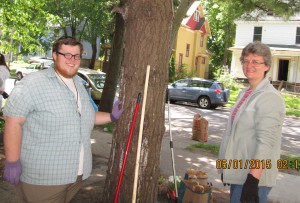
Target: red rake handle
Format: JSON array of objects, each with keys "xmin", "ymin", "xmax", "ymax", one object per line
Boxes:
[{"xmin": 113, "ymin": 93, "xmax": 142, "ymax": 203}]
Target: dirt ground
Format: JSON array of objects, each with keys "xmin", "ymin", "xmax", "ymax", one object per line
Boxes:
[{"xmin": 1, "ymin": 142, "xmax": 299, "ymax": 203}]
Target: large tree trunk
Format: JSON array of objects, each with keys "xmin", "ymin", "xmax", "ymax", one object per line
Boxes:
[
  {"xmin": 98, "ymin": 11, "xmax": 125, "ymax": 112},
  {"xmin": 102, "ymin": 1, "xmax": 173, "ymax": 202}
]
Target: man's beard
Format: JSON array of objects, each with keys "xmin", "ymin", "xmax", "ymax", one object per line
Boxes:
[{"xmin": 54, "ymin": 64, "xmax": 78, "ymax": 78}]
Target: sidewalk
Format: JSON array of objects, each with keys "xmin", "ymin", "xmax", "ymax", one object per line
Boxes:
[
  {"xmin": 91, "ymin": 125, "xmax": 300, "ymax": 203},
  {"xmin": 159, "ymin": 116, "xmax": 300, "ymax": 203}
]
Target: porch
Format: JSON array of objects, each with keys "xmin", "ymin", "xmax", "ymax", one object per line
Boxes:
[{"xmin": 271, "ymin": 80, "xmax": 300, "ymax": 94}]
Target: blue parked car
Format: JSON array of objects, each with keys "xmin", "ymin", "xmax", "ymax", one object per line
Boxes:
[{"xmin": 167, "ymin": 78, "xmax": 230, "ymax": 109}]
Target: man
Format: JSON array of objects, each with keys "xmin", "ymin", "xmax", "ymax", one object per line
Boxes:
[{"xmin": 3, "ymin": 37, "xmax": 123, "ymax": 202}]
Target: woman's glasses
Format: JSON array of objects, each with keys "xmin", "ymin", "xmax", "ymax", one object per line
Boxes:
[{"xmin": 241, "ymin": 60, "xmax": 265, "ymax": 66}]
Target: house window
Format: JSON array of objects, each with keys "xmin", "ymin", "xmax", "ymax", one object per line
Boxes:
[
  {"xmin": 186, "ymin": 44, "xmax": 190, "ymax": 57},
  {"xmin": 200, "ymin": 35, "xmax": 204, "ymax": 47},
  {"xmin": 253, "ymin": 27, "xmax": 262, "ymax": 41},
  {"xmin": 296, "ymin": 27, "xmax": 300, "ymax": 44},
  {"xmin": 202, "ymin": 57, "xmax": 205, "ymax": 64},
  {"xmin": 194, "ymin": 10, "xmax": 200, "ymax": 22},
  {"xmin": 195, "ymin": 57, "xmax": 198, "ymax": 71},
  {"xmin": 179, "ymin": 53, "xmax": 183, "ymax": 67}
]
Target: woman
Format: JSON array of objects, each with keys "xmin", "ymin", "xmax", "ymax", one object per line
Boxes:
[
  {"xmin": 0, "ymin": 53, "xmax": 10, "ymax": 108},
  {"xmin": 218, "ymin": 42, "xmax": 286, "ymax": 203}
]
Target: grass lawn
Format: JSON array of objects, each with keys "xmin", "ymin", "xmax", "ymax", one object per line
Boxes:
[{"xmin": 226, "ymin": 88, "xmax": 300, "ymax": 117}]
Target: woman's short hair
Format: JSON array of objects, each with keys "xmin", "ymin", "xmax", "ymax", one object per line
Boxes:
[
  {"xmin": 240, "ymin": 41, "xmax": 272, "ymax": 68},
  {"xmin": 240, "ymin": 41, "xmax": 272, "ymax": 76}
]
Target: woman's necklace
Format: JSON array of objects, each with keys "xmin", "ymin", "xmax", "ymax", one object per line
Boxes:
[{"xmin": 54, "ymin": 69, "xmax": 80, "ymax": 115}]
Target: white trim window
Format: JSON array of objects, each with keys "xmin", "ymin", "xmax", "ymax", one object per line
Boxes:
[
  {"xmin": 179, "ymin": 53, "xmax": 183, "ymax": 67},
  {"xmin": 253, "ymin": 26, "xmax": 262, "ymax": 41},
  {"xmin": 296, "ymin": 27, "xmax": 300, "ymax": 44},
  {"xmin": 186, "ymin": 44, "xmax": 190, "ymax": 57},
  {"xmin": 200, "ymin": 34, "xmax": 204, "ymax": 47}
]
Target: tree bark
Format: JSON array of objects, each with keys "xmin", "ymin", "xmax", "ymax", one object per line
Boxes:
[
  {"xmin": 102, "ymin": 0, "xmax": 173, "ymax": 202},
  {"xmin": 98, "ymin": 10, "xmax": 126, "ymax": 112}
]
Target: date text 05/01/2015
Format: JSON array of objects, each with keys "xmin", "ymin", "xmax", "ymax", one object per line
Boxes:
[
  {"xmin": 216, "ymin": 159, "xmax": 271, "ymax": 170},
  {"xmin": 216, "ymin": 159, "xmax": 300, "ymax": 170}
]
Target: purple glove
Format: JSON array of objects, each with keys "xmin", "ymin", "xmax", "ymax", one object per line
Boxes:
[
  {"xmin": 110, "ymin": 100, "xmax": 124, "ymax": 122},
  {"xmin": 4, "ymin": 160, "xmax": 22, "ymax": 185}
]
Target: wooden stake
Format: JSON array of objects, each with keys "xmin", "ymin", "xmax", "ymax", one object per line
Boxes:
[{"xmin": 132, "ymin": 65, "xmax": 150, "ymax": 203}]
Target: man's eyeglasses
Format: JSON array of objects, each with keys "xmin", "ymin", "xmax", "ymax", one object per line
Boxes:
[
  {"xmin": 242, "ymin": 60, "xmax": 265, "ymax": 66},
  {"xmin": 56, "ymin": 51, "xmax": 81, "ymax": 60}
]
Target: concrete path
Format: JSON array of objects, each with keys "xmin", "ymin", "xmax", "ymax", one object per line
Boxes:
[
  {"xmin": 90, "ymin": 103, "xmax": 300, "ymax": 202},
  {"xmin": 159, "ymin": 103, "xmax": 300, "ymax": 203}
]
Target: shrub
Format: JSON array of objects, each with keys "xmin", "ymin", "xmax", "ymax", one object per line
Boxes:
[
  {"xmin": 214, "ymin": 66, "xmax": 239, "ymax": 90},
  {"xmin": 187, "ymin": 69, "xmax": 197, "ymax": 78},
  {"xmin": 175, "ymin": 64, "xmax": 188, "ymax": 80},
  {"xmin": 169, "ymin": 56, "xmax": 176, "ymax": 83}
]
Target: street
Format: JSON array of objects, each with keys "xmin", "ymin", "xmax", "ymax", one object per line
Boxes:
[
  {"xmin": 160, "ymin": 102, "xmax": 300, "ymax": 202},
  {"xmin": 166, "ymin": 102, "xmax": 300, "ymax": 157}
]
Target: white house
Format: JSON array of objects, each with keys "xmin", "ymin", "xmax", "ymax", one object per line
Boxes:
[{"xmin": 229, "ymin": 13, "xmax": 300, "ymax": 87}]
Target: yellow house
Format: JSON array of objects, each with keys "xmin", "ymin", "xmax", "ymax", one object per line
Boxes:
[{"xmin": 173, "ymin": 1, "xmax": 211, "ymax": 79}]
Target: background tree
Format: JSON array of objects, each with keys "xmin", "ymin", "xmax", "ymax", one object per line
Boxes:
[
  {"xmin": 168, "ymin": 0, "xmax": 195, "ymax": 55},
  {"xmin": 0, "ymin": 0, "xmax": 53, "ymax": 63},
  {"xmin": 98, "ymin": 0, "xmax": 126, "ymax": 112},
  {"xmin": 203, "ymin": 0, "xmax": 300, "ymax": 78},
  {"xmin": 80, "ymin": 1, "xmax": 114, "ymax": 69},
  {"xmin": 45, "ymin": 0, "xmax": 88, "ymax": 38},
  {"xmin": 169, "ymin": 55, "xmax": 176, "ymax": 83},
  {"xmin": 44, "ymin": 0, "xmax": 114, "ymax": 69}
]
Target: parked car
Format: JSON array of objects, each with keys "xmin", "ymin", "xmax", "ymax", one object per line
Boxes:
[
  {"xmin": 77, "ymin": 68, "xmax": 106, "ymax": 105},
  {"xmin": 15, "ymin": 63, "xmax": 46, "ymax": 80},
  {"xmin": 167, "ymin": 78, "xmax": 230, "ymax": 109},
  {"xmin": 28, "ymin": 56, "xmax": 54, "ymax": 68}
]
